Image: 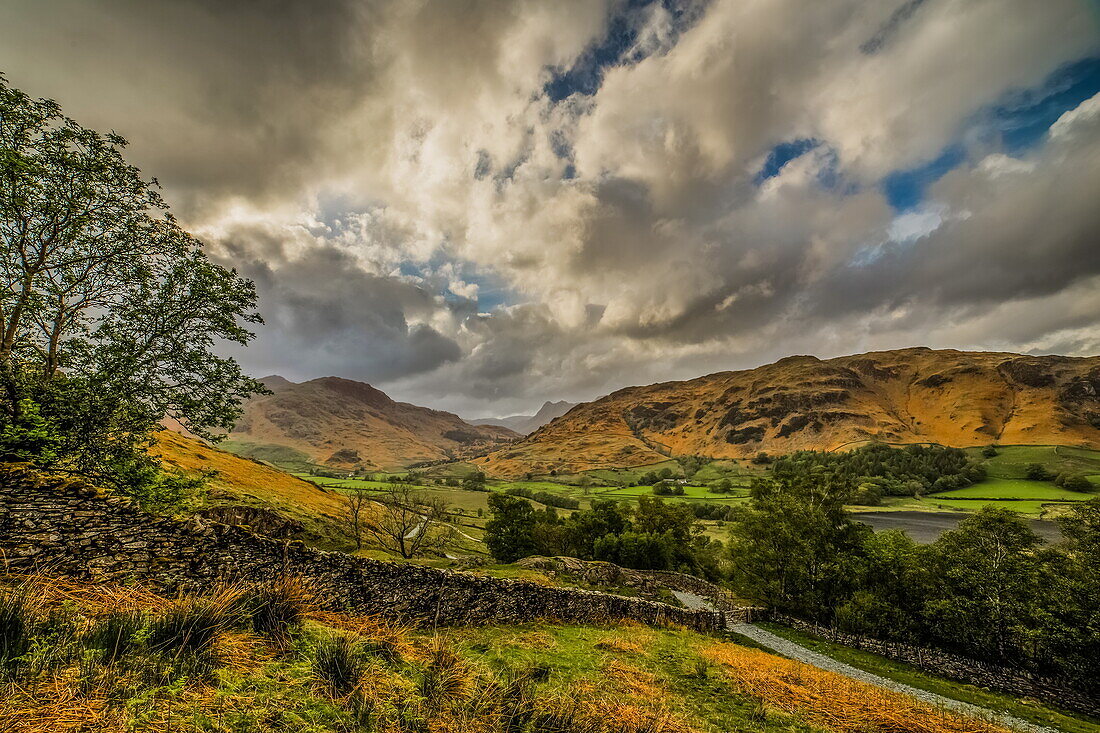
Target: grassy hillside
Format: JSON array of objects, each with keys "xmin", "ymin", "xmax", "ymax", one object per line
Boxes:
[
  {"xmin": 2, "ymin": 574, "xmax": 1071, "ymax": 733},
  {"xmin": 151, "ymin": 430, "xmax": 346, "ymax": 545}
]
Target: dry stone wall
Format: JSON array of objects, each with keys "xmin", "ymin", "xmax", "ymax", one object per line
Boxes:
[
  {"xmin": 0, "ymin": 464, "xmax": 718, "ymax": 631},
  {"xmin": 774, "ymin": 615, "xmax": 1100, "ymax": 718}
]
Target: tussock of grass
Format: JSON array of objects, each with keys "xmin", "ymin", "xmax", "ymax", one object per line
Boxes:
[{"xmin": 236, "ymin": 575, "xmax": 314, "ymax": 644}]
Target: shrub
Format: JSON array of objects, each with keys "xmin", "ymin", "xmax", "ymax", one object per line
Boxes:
[
  {"xmin": 1062, "ymin": 474, "xmax": 1094, "ymax": 492},
  {"xmin": 1025, "ymin": 463, "xmax": 1051, "ymax": 481},
  {"xmin": 313, "ymin": 634, "xmax": 369, "ymax": 696},
  {"xmin": 981, "ymin": 445, "xmax": 999, "ymax": 458}
]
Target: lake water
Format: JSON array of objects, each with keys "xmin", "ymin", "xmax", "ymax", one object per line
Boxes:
[{"xmin": 853, "ymin": 511, "xmax": 1062, "ymax": 544}]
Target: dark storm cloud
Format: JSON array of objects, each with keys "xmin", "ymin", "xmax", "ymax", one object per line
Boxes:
[
  {"xmin": 213, "ymin": 232, "xmax": 464, "ymax": 384},
  {"xmin": 0, "ymin": 0, "xmax": 374, "ymax": 213}
]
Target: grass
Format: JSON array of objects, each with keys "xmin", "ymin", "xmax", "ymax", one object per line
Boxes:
[
  {"xmin": 966, "ymin": 445, "xmax": 1100, "ymax": 481},
  {"xmin": 930, "ymin": 478, "xmax": 1093, "ymax": 500},
  {"xmin": 2, "ymin": 573, "xmax": 1054, "ymax": 733},
  {"xmin": 758, "ymin": 623, "xmax": 1100, "ymax": 733},
  {"xmin": 217, "ymin": 439, "xmax": 322, "ymax": 473},
  {"xmin": 151, "ymin": 431, "xmax": 347, "ymax": 548}
]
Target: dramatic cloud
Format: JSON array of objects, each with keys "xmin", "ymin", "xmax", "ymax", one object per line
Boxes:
[{"xmin": 2, "ymin": 0, "xmax": 1098, "ymax": 416}]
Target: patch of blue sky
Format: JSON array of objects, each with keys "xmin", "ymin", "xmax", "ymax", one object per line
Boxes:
[
  {"xmin": 752, "ymin": 139, "xmax": 853, "ymax": 194},
  {"xmin": 881, "ymin": 55, "xmax": 1100, "ymax": 211},
  {"xmin": 544, "ymin": 0, "xmax": 708, "ymax": 102},
  {"xmin": 753, "ymin": 138, "xmax": 820, "ymax": 183}
]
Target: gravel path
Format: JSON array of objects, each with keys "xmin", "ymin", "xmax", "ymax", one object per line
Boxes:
[
  {"xmin": 727, "ymin": 623, "xmax": 1058, "ymax": 733},
  {"xmin": 672, "ymin": 590, "xmax": 715, "ymax": 611}
]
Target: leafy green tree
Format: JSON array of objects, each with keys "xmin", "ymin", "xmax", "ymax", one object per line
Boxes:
[
  {"xmin": 836, "ymin": 530, "xmax": 930, "ymax": 641},
  {"xmin": 727, "ymin": 474, "xmax": 868, "ymax": 619},
  {"xmin": 484, "ymin": 493, "xmax": 539, "ymax": 562},
  {"xmin": 1024, "ymin": 463, "xmax": 1050, "ymax": 481},
  {"xmin": 1061, "ymin": 474, "xmax": 1094, "ymax": 492},
  {"xmin": 1049, "ymin": 499, "xmax": 1100, "ymax": 682},
  {"xmin": 560, "ymin": 500, "xmax": 631, "ymax": 559},
  {"xmin": 923, "ymin": 507, "xmax": 1043, "ymax": 661},
  {"xmin": 0, "ymin": 76, "xmax": 263, "ymax": 494}
]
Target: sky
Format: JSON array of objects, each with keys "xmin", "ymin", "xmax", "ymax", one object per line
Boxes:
[{"xmin": 2, "ymin": 0, "xmax": 1100, "ymax": 418}]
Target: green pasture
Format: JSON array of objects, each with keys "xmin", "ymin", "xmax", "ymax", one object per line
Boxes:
[
  {"xmin": 930, "ymin": 478, "xmax": 1094, "ymax": 501},
  {"xmin": 924, "ymin": 499, "xmax": 1060, "ymax": 515},
  {"xmin": 968, "ymin": 444, "xmax": 1100, "ymax": 480}
]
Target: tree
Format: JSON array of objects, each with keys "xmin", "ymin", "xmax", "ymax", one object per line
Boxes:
[
  {"xmin": 362, "ymin": 484, "xmax": 454, "ymax": 559},
  {"xmin": 1061, "ymin": 474, "xmax": 1094, "ymax": 492},
  {"xmin": 0, "ymin": 75, "xmax": 263, "ymax": 493},
  {"xmin": 924, "ymin": 507, "xmax": 1042, "ymax": 661},
  {"xmin": 338, "ymin": 486, "xmax": 372, "ymax": 551},
  {"xmin": 982, "ymin": 445, "xmax": 999, "ymax": 458},
  {"xmin": 710, "ymin": 478, "xmax": 733, "ymax": 494},
  {"xmin": 484, "ymin": 493, "xmax": 539, "ymax": 562},
  {"xmin": 1024, "ymin": 463, "xmax": 1050, "ymax": 481},
  {"xmin": 727, "ymin": 474, "xmax": 868, "ymax": 619},
  {"xmin": 462, "ymin": 471, "xmax": 487, "ymax": 491}
]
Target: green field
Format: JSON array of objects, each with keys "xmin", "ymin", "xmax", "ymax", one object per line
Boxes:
[
  {"xmin": 931, "ymin": 478, "xmax": 1094, "ymax": 500},
  {"xmin": 966, "ymin": 444, "xmax": 1100, "ymax": 480}
]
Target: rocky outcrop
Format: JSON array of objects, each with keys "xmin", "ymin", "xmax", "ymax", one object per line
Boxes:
[{"xmin": 0, "ymin": 464, "xmax": 718, "ymax": 631}]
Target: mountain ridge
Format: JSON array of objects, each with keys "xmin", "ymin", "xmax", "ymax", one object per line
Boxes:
[
  {"xmin": 475, "ymin": 348, "xmax": 1100, "ymax": 478},
  {"xmin": 229, "ymin": 376, "xmax": 518, "ymax": 470}
]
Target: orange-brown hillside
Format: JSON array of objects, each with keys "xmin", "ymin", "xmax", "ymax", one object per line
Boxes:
[
  {"xmin": 151, "ymin": 429, "xmax": 342, "ymax": 518},
  {"xmin": 229, "ymin": 376, "xmax": 518, "ymax": 471},
  {"xmin": 476, "ymin": 348, "xmax": 1100, "ymax": 478}
]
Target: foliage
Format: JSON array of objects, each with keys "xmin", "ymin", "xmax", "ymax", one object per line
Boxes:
[
  {"xmin": 0, "ymin": 75, "xmax": 263, "ymax": 499},
  {"xmin": 1025, "ymin": 463, "xmax": 1052, "ymax": 481},
  {"xmin": 727, "ymin": 473, "xmax": 868, "ymax": 618},
  {"xmin": 505, "ymin": 485, "xmax": 580, "ymax": 509},
  {"xmin": 769, "ymin": 443, "xmax": 984, "ymax": 501},
  {"xmin": 485, "ymin": 493, "xmax": 723, "ymax": 576},
  {"xmin": 485, "ymin": 493, "xmax": 541, "ymax": 562},
  {"xmin": 652, "ymin": 481, "xmax": 685, "ymax": 496},
  {"xmin": 727, "ymin": 473, "xmax": 1100, "ymax": 687}
]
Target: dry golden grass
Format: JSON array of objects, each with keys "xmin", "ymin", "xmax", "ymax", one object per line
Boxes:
[
  {"xmin": 307, "ymin": 608, "xmax": 418, "ymax": 662},
  {"xmin": 10, "ymin": 572, "xmax": 172, "ymax": 616},
  {"xmin": 701, "ymin": 642, "xmax": 1011, "ymax": 733},
  {"xmin": 150, "ymin": 430, "xmax": 342, "ymax": 516}
]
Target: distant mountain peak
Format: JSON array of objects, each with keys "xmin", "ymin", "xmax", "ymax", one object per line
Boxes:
[
  {"xmin": 228, "ymin": 376, "xmax": 518, "ymax": 470},
  {"xmin": 470, "ymin": 400, "xmax": 577, "ymax": 435},
  {"xmin": 258, "ymin": 375, "xmax": 295, "ymax": 392}
]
